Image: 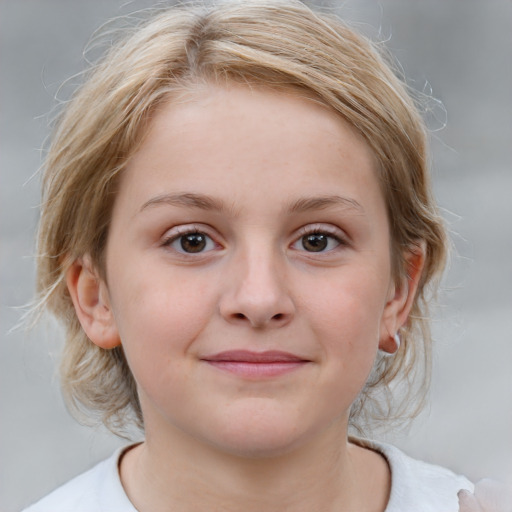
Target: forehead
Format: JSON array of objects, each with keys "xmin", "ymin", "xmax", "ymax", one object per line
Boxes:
[{"xmin": 115, "ymin": 83, "xmax": 383, "ymax": 220}]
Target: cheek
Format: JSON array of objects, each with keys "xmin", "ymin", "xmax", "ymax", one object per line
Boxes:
[
  {"xmin": 109, "ymin": 282, "xmax": 209, "ymax": 412},
  {"xmin": 108, "ymin": 265, "xmax": 219, "ymax": 371},
  {"xmin": 309, "ymin": 270, "xmax": 387, "ymax": 343},
  {"xmin": 305, "ymin": 268, "xmax": 388, "ymax": 389}
]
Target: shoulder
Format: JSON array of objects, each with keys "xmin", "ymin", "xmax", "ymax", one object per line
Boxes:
[
  {"xmin": 22, "ymin": 446, "xmax": 137, "ymax": 512},
  {"xmin": 353, "ymin": 438, "xmax": 474, "ymax": 512}
]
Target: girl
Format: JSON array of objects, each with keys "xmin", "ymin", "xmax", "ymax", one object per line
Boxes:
[{"xmin": 21, "ymin": 1, "xmax": 507, "ymax": 510}]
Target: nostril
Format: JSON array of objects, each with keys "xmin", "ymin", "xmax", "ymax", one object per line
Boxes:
[{"xmin": 231, "ymin": 312, "xmax": 285, "ymax": 323}]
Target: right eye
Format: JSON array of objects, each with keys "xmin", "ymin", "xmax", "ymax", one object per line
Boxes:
[{"xmin": 164, "ymin": 230, "xmax": 217, "ymax": 254}]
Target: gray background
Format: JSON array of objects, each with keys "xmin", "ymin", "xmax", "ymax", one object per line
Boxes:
[{"xmin": 1, "ymin": 1, "xmax": 511, "ymax": 510}]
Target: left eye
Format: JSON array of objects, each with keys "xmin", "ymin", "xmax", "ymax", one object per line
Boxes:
[
  {"xmin": 292, "ymin": 232, "xmax": 342, "ymax": 252},
  {"xmin": 167, "ymin": 232, "xmax": 217, "ymax": 254}
]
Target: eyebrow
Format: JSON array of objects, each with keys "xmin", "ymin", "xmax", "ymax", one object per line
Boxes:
[
  {"xmin": 289, "ymin": 195, "xmax": 365, "ymax": 215},
  {"xmin": 138, "ymin": 192, "xmax": 364, "ymax": 215},
  {"xmin": 139, "ymin": 193, "xmax": 229, "ymax": 213}
]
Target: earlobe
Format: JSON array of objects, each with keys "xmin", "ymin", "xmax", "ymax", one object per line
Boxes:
[
  {"xmin": 66, "ymin": 256, "xmax": 121, "ymax": 349},
  {"xmin": 379, "ymin": 242, "xmax": 426, "ymax": 353}
]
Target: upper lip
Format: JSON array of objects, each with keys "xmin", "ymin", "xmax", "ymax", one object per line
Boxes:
[{"xmin": 201, "ymin": 350, "xmax": 309, "ymax": 363}]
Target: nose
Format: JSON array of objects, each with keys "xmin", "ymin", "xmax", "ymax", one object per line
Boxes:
[{"xmin": 219, "ymin": 247, "xmax": 295, "ymax": 329}]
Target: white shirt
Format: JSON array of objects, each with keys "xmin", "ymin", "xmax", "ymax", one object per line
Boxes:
[{"xmin": 23, "ymin": 440, "xmax": 473, "ymax": 511}]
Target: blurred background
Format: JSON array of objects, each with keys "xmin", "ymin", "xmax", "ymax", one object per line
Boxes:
[{"xmin": 1, "ymin": 0, "xmax": 511, "ymax": 510}]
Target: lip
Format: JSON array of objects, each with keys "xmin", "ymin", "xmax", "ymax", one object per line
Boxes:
[{"xmin": 201, "ymin": 350, "xmax": 310, "ymax": 378}]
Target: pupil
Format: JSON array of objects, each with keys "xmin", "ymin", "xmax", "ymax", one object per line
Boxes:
[
  {"xmin": 303, "ymin": 234, "xmax": 328, "ymax": 252},
  {"xmin": 181, "ymin": 233, "xmax": 206, "ymax": 253}
]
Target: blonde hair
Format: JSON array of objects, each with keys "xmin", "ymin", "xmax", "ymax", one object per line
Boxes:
[{"xmin": 35, "ymin": 0, "xmax": 447, "ymax": 435}]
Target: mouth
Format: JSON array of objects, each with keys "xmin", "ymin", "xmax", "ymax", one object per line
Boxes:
[{"xmin": 200, "ymin": 350, "xmax": 311, "ymax": 378}]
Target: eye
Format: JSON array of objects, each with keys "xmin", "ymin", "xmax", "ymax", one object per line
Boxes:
[
  {"xmin": 300, "ymin": 233, "xmax": 338, "ymax": 252},
  {"xmin": 291, "ymin": 228, "xmax": 345, "ymax": 253},
  {"xmin": 164, "ymin": 230, "xmax": 217, "ymax": 254}
]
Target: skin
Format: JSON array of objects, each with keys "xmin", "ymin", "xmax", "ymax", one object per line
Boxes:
[{"xmin": 67, "ymin": 84, "xmax": 424, "ymax": 511}]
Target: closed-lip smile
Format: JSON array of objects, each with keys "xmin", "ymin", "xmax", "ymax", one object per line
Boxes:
[{"xmin": 201, "ymin": 350, "xmax": 311, "ymax": 378}]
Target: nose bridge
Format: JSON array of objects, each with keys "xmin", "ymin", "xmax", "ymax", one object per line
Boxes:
[
  {"xmin": 242, "ymin": 242, "xmax": 281, "ymax": 295},
  {"xmin": 221, "ymin": 234, "xmax": 294, "ymax": 328}
]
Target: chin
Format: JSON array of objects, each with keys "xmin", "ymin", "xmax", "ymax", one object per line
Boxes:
[
  {"xmin": 202, "ymin": 400, "xmax": 322, "ymax": 460},
  {"xmin": 212, "ymin": 430, "xmax": 305, "ymax": 460}
]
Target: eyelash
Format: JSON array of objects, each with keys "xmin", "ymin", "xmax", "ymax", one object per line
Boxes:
[
  {"xmin": 160, "ymin": 224, "xmax": 348, "ymax": 256},
  {"xmin": 161, "ymin": 226, "xmax": 219, "ymax": 255},
  {"xmin": 292, "ymin": 225, "xmax": 348, "ymax": 254}
]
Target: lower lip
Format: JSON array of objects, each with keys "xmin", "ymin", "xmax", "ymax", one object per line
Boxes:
[{"xmin": 204, "ymin": 361, "xmax": 308, "ymax": 378}]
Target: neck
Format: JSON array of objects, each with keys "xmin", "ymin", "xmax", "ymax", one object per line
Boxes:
[{"xmin": 120, "ymin": 423, "xmax": 390, "ymax": 512}]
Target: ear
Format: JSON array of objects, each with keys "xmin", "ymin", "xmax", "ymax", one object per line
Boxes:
[
  {"xmin": 66, "ymin": 256, "xmax": 121, "ymax": 349},
  {"xmin": 379, "ymin": 242, "xmax": 426, "ymax": 352}
]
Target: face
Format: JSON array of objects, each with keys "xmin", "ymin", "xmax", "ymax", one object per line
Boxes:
[{"xmin": 89, "ymin": 84, "xmax": 407, "ymax": 457}]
